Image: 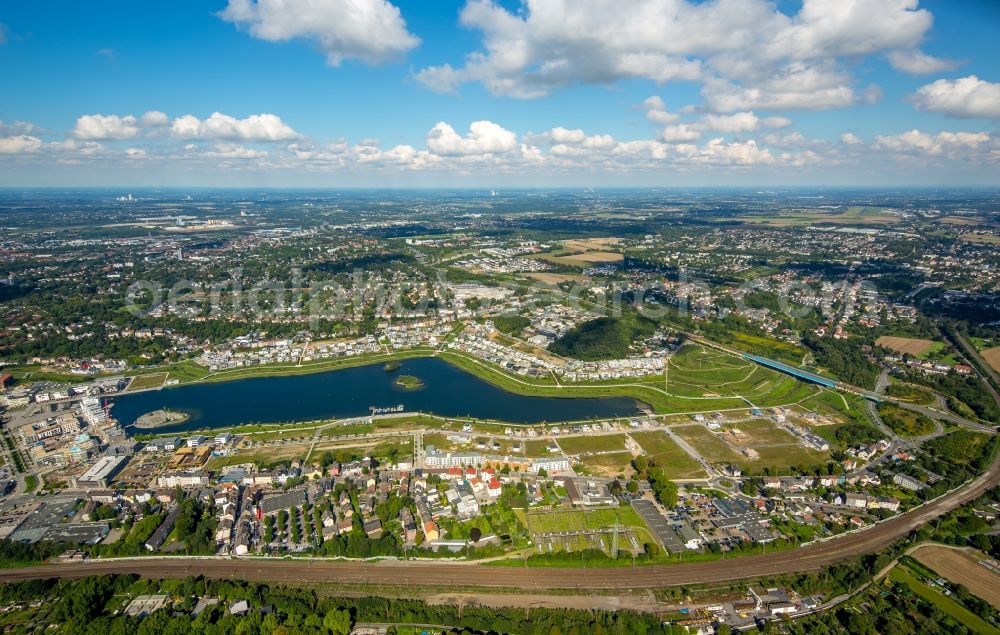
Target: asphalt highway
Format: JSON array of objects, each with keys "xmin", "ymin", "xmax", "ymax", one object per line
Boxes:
[{"xmin": 2, "ymin": 450, "xmax": 998, "ymax": 590}]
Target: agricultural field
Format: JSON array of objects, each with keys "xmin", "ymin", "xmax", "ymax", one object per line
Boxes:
[
  {"xmin": 556, "ymin": 433, "xmax": 627, "ymax": 455},
  {"xmin": 743, "ymin": 206, "xmax": 900, "ymax": 227},
  {"xmin": 961, "ymin": 233, "xmax": 1000, "ymax": 246},
  {"xmin": 875, "ymin": 335, "xmax": 941, "ymax": 357},
  {"xmin": 912, "ymin": 545, "xmax": 1000, "ymax": 609},
  {"xmin": 984, "ymin": 347, "xmax": 1000, "ymax": 373},
  {"xmin": 533, "ymin": 237, "xmax": 624, "ymax": 268},
  {"xmin": 522, "ymin": 272, "xmax": 590, "ymax": 285},
  {"xmin": 126, "ymin": 372, "xmax": 168, "ymax": 391},
  {"xmin": 886, "ymin": 560, "xmax": 1000, "ymax": 634},
  {"xmin": 630, "ymin": 431, "xmax": 707, "ymax": 479}
]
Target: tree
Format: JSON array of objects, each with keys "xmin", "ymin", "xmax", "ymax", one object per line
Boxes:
[
  {"xmin": 324, "ymin": 608, "xmax": 352, "ymax": 635},
  {"xmin": 626, "ymin": 481, "xmax": 639, "ymax": 494}
]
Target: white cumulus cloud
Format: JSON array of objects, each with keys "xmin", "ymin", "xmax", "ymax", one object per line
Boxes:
[
  {"xmin": 660, "ymin": 124, "xmax": 701, "ymax": 142},
  {"xmin": 219, "ymin": 0, "xmax": 419, "ymax": 66},
  {"xmin": 416, "ymin": 0, "xmax": 930, "ymax": 107},
  {"xmin": 698, "ymin": 111, "xmax": 790, "ymax": 133},
  {"xmin": 888, "ymin": 50, "xmax": 957, "ymax": 75},
  {"xmin": 910, "ymin": 76, "xmax": 1000, "ymax": 119},
  {"xmin": 171, "ymin": 112, "xmax": 300, "ymax": 141},
  {"xmin": 875, "ymin": 129, "xmax": 990, "ymax": 156},
  {"xmin": 426, "ymin": 120, "xmax": 518, "ymax": 156},
  {"xmin": 0, "ymin": 135, "xmax": 43, "ymax": 154},
  {"xmin": 72, "ymin": 114, "xmax": 142, "ymax": 140}
]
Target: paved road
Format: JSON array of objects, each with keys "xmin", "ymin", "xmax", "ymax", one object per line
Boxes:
[{"xmin": 4, "ymin": 447, "xmax": 999, "ymax": 589}]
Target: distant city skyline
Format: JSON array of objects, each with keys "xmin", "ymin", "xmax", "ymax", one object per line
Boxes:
[{"xmin": 0, "ymin": 0, "xmax": 998, "ymax": 186}]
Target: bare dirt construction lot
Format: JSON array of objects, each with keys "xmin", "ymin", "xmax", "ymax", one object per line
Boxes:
[
  {"xmin": 875, "ymin": 335, "xmax": 936, "ymax": 356},
  {"xmin": 983, "ymin": 347, "xmax": 1000, "ymax": 373},
  {"xmin": 912, "ymin": 545, "xmax": 1000, "ymax": 608}
]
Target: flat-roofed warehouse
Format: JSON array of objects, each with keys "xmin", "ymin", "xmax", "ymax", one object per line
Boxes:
[
  {"xmin": 73, "ymin": 455, "xmax": 129, "ymax": 489},
  {"xmin": 260, "ymin": 490, "xmax": 307, "ymax": 515}
]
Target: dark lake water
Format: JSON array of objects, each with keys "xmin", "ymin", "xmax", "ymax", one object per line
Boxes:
[{"xmin": 110, "ymin": 357, "xmax": 644, "ymax": 433}]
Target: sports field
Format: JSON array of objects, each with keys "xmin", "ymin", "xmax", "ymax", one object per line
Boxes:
[
  {"xmin": 630, "ymin": 431, "xmax": 707, "ymax": 479},
  {"xmin": 875, "ymin": 335, "xmax": 940, "ymax": 357}
]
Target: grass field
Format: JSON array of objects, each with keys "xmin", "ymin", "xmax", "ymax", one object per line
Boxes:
[
  {"xmin": 744, "ymin": 206, "xmax": 899, "ymax": 227},
  {"xmin": 675, "ymin": 421, "xmax": 829, "ymax": 473},
  {"xmin": 961, "ymin": 233, "xmax": 1000, "ymax": 246},
  {"xmin": 126, "ymin": 372, "xmax": 168, "ymax": 391},
  {"xmin": 630, "ymin": 431, "xmax": 707, "ymax": 479},
  {"xmin": 887, "ymin": 563, "xmax": 1000, "ymax": 634},
  {"xmin": 673, "ymin": 425, "xmax": 744, "ymax": 463},
  {"xmin": 556, "ymin": 434, "xmax": 627, "ymax": 455},
  {"xmin": 521, "ymin": 506, "xmax": 654, "ymax": 547},
  {"xmin": 576, "ymin": 452, "xmax": 635, "ymax": 477},
  {"xmin": 879, "ymin": 404, "xmax": 937, "ymax": 437},
  {"xmin": 885, "ymin": 381, "xmax": 936, "ymax": 406}
]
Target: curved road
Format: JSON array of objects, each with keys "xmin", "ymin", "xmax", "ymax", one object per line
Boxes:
[{"xmin": 3, "ymin": 450, "xmax": 999, "ymax": 589}]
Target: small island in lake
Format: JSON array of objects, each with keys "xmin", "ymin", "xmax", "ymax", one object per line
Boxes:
[
  {"xmin": 394, "ymin": 374, "xmax": 425, "ymax": 390},
  {"xmin": 134, "ymin": 408, "xmax": 190, "ymax": 429},
  {"xmin": 383, "ymin": 360, "xmax": 401, "ymax": 372}
]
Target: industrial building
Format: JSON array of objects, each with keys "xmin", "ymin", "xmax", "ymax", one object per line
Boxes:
[{"xmin": 73, "ymin": 455, "xmax": 128, "ymax": 488}]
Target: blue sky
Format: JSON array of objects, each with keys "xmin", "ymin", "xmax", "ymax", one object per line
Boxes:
[{"xmin": 0, "ymin": 0, "xmax": 998, "ymax": 186}]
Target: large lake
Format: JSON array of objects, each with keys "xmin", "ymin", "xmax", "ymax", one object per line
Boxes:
[{"xmin": 110, "ymin": 356, "xmax": 644, "ymax": 433}]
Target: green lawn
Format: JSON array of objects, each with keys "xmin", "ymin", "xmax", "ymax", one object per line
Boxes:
[{"xmin": 126, "ymin": 372, "xmax": 168, "ymax": 391}]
